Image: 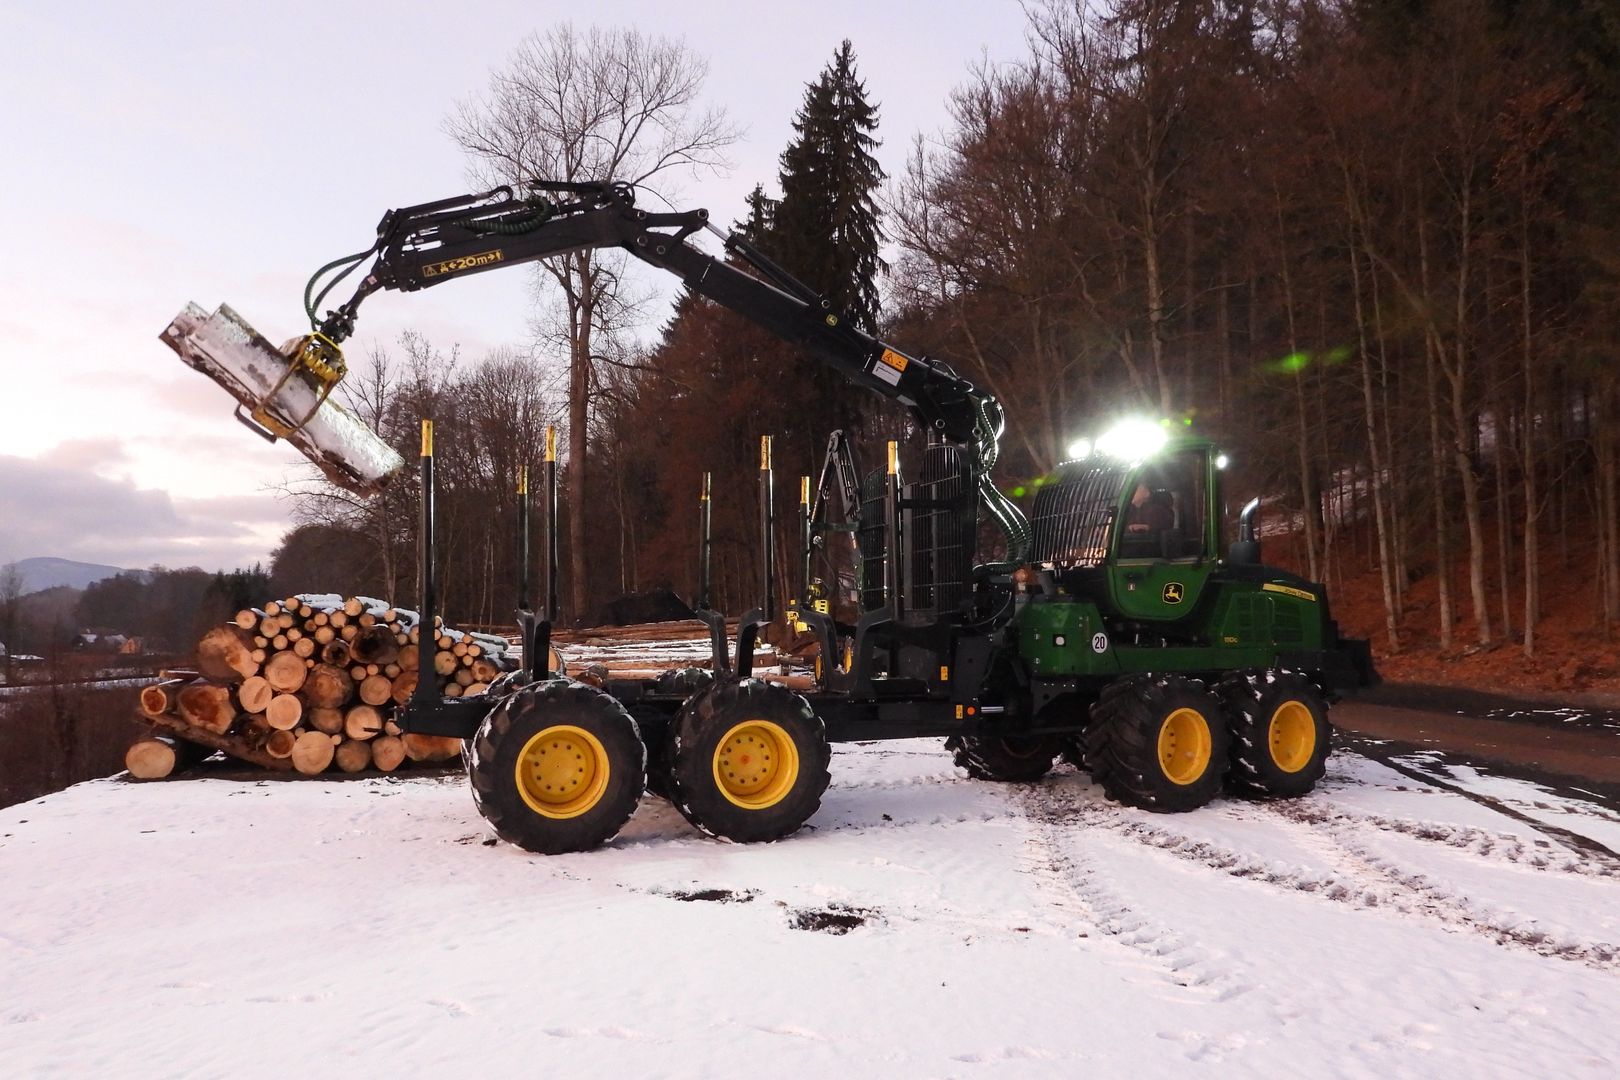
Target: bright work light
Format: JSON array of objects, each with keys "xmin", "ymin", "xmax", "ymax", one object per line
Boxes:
[
  {"xmin": 1216, "ymin": 453, "xmax": 1229, "ymax": 470},
  {"xmin": 1065, "ymin": 437, "xmax": 1092, "ymax": 461},
  {"xmin": 1094, "ymin": 418, "xmax": 1168, "ymax": 462}
]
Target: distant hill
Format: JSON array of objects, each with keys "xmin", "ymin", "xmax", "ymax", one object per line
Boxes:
[{"xmin": 4, "ymin": 558, "xmax": 146, "ymax": 595}]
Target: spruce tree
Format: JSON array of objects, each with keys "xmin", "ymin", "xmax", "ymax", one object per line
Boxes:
[{"xmin": 773, "ymin": 39, "xmax": 887, "ymax": 333}]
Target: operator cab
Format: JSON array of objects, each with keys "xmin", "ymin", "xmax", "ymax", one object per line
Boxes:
[{"xmin": 1028, "ymin": 427, "xmax": 1227, "ymax": 623}]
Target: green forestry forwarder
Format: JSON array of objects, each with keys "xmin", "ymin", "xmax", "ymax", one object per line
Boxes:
[{"xmin": 161, "ymin": 179, "xmax": 1376, "ymax": 855}]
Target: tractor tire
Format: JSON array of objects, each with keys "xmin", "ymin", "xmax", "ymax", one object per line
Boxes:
[
  {"xmin": 464, "ymin": 669, "xmax": 540, "ymax": 773},
  {"xmin": 1084, "ymin": 675, "xmax": 1229, "ymax": 813},
  {"xmin": 1217, "ymin": 671, "xmax": 1331, "ymax": 799},
  {"xmin": 667, "ymin": 679, "xmax": 831, "ymax": 843},
  {"xmin": 468, "ymin": 678, "xmax": 646, "ymax": 855},
  {"xmin": 653, "ymin": 666, "xmax": 715, "ymax": 697},
  {"xmin": 946, "ymin": 734, "xmax": 1063, "ymax": 782}
]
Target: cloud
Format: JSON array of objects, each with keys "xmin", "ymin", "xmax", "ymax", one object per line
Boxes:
[{"xmin": 0, "ymin": 454, "xmax": 286, "ymax": 571}]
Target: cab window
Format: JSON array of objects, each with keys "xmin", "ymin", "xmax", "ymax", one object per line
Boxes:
[{"xmin": 1118, "ymin": 449, "xmax": 1207, "ymax": 560}]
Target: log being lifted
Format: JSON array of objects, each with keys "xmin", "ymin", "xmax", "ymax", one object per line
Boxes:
[
  {"xmin": 125, "ymin": 735, "xmax": 211, "ymax": 779},
  {"xmin": 158, "ymin": 303, "xmax": 405, "ymax": 496}
]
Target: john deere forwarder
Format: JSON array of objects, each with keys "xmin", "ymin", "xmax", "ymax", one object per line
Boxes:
[{"xmin": 162, "ymin": 179, "xmax": 1376, "ymax": 854}]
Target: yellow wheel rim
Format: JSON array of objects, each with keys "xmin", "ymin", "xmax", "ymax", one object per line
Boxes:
[
  {"xmin": 514, "ymin": 725, "xmax": 611, "ymax": 820},
  {"xmin": 1157, "ymin": 707, "xmax": 1213, "ymax": 786},
  {"xmin": 712, "ymin": 719, "xmax": 800, "ymax": 810},
  {"xmin": 1268, "ymin": 700, "xmax": 1317, "ymax": 773}
]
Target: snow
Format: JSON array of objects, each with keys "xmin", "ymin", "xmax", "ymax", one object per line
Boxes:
[{"xmin": 3, "ymin": 740, "xmax": 1619, "ymax": 1077}]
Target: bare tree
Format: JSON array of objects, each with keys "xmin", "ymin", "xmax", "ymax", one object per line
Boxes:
[
  {"xmin": 446, "ymin": 24, "xmax": 734, "ymax": 618},
  {"xmin": 0, "ymin": 562, "xmax": 22, "ymax": 685}
]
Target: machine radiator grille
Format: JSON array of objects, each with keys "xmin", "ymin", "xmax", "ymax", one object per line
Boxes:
[
  {"xmin": 1029, "ymin": 462, "xmax": 1133, "ymax": 567},
  {"xmin": 906, "ymin": 444, "xmax": 976, "ymax": 619}
]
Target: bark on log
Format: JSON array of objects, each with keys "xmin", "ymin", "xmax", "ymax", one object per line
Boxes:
[
  {"xmin": 265, "ymin": 693, "xmax": 303, "ymax": 731},
  {"xmin": 196, "ymin": 625, "xmax": 259, "ymax": 681},
  {"xmin": 371, "ymin": 735, "xmax": 406, "ymax": 772},
  {"xmin": 291, "ymin": 729, "xmax": 335, "ymax": 774},
  {"xmin": 125, "ymin": 735, "xmax": 210, "ymax": 779},
  {"xmin": 263, "ymin": 651, "xmax": 309, "ymax": 693},
  {"xmin": 402, "ymin": 733, "xmax": 462, "ymax": 762},
  {"xmin": 176, "ymin": 681, "xmax": 236, "ymax": 734},
  {"xmin": 237, "ymin": 675, "xmax": 274, "ymax": 714},
  {"xmin": 334, "ymin": 738, "xmax": 372, "ymax": 773},
  {"xmin": 344, "ymin": 704, "xmax": 383, "ymax": 741}
]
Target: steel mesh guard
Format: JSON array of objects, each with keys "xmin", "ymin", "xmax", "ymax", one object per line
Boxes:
[
  {"xmin": 907, "ymin": 444, "xmax": 975, "ymax": 617},
  {"xmin": 1028, "ymin": 461, "xmax": 1132, "ymax": 568}
]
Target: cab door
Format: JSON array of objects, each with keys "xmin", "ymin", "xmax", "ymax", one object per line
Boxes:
[{"xmin": 1106, "ymin": 445, "xmax": 1216, "ymax": 621}]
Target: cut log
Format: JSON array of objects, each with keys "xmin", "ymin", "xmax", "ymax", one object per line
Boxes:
[
  {"xmin": 265, "ymin": 729, "xmax": 298, "ymax": 759},
  {"xmin": 384, "ymin": 662, "xmax": 401, "ymax": 679},
  {"xmin": 402, "ymin": 733, "xmax": 462, "ymax": 763},
  {"xmin": 125, "ymin": 735, "xmax": 210, "ymax": 779},
  {"xmin": 334, "ymin": 738, "xmax": 372, "ymax": 773},
  {"xmin": 384, "ymin": 719, "xmax": 402, "ymax": 737},
  {"xmin": 464, "ymin": 682, "xmax": 489, "ymax": 696},
  {"xmin": 358, "ymin": 674, "xmax": 393, "ymax": 706},
  {"xmin": 292, "ymin": 636, "xmax": 316, "ymax": 659},
  {"xmin": 444, "ymin": 683, "xmax": 463, "ymax": 698},
  {"xmin": 399, "ymin": 647, "xmax": 419, "ymax": 673},
  {"xmin": 390, "ymin": 670, "xmax": 418, "ymax": 706},
  {"xmin": 263, "ymin": 651, "xmax": 309, "ymax": 693},
  {"xmin": 265, "ymin": 693, "xmax": 303, "ymax": 731},
  {"xmin": 176, "ymin": 680, "xmax": 236, "ymax": 734},
  {"xmin": 371, "ymin": 735, "xmax": 406, "ymax": 773},
  {"xmin": 308, "ymin": 706, "xmax": 345, "ymax": 736},
  {"xmin": 351, "ymin": 625, "xmax": 399, "ymax": 665},
  {"xmin": 350, "ymin": 664, "xmax": 368, "ymax": 682},
  {"xmin": 233, "ymin": 608, "xmax": 263, "ymax": 631},
  {"xmin": 196, "ymin": 625, "xmax": 259, "ymax": 681},
  {"xmin": 291, "ymin": 729, "xmax": 335, "ymax": 774},
  {"xmin": 271, "ymin": 633, "xmax": 289, "ymax": 651},
  {"xmin": 139, "ymin": 678, "xmax": 190, "ymax": 718},
  {"xmin": 344, "ymin": 704, "xmax": 383, "ymax": 741},
  {"xmin": 320, "ymin": 640, "xmax": 351, "ymax": 667},
  {"xmin": 434, "ymin": 651, "xmax": 458, "ymax": 677},
  {"xmin": 286, "ymin": 627, "xmax": 303, "ymax": 643},
  {"xmin": 454, "ymin": 667, "xmax": 475, "ymax": 687},
  {"xmin": 471, "ymin": 659, "xmax": 500, "ymax": 683},
  {"xmin": 313, "ymin": 625, "xmax": 336, "ymax": 645},
  {"xmin": 237, "ymin": 675, "xmax": 274, "ymax": 714},
  {"xmin": 303, "ymin": 664, "xmax": 353, "ymax": 709}
]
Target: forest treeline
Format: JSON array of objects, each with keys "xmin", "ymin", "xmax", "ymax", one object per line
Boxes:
[{"xmin": 282, "ymin": 0, "xmax": 1620, "ymax": 660}]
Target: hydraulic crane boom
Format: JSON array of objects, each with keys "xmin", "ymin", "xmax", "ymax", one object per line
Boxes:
[{"xmin": 304, "ymin": 179, "xmax": 1029, "ymax": 559}]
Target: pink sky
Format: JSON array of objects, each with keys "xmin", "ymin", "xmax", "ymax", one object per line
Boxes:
[{"xmin": 0, "ymin": 0, "xmax": 1026, "ymax": 573}]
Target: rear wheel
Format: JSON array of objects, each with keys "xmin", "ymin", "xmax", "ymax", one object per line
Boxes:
[
  {"xmin": 947, "ymin": 733, "xmax": 1063, "ymax": 781},
  {"xmin": 668, "ymin": 679, "xmax": 831, "ymax": 843},
  {"xmin": 1218, "ymin": 671, "xmax": 1331, "ymax": 799},
  {"xmin": 1084, "ymin": 675, "xmax": 1228, "ymax": 812},
  {"xmin": 468, "ymin": 679, "xmax": 645, "ymax": 854}
]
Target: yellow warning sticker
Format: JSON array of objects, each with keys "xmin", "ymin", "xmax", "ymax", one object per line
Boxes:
[
  {"xmin": 873, "ymin": 348, "xmax": 909, "ymax": 386},
  {"xmin": 1263, "ymin": 583, "xmax": 1317, "ymax": 602}
]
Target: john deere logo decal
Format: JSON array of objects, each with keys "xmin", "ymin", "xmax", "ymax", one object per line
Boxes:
[{"xmin": 1162, "ymin": 582, "xmax": 1185, "ymax": 605}]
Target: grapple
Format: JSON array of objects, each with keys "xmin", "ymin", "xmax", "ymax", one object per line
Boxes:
[{"xmin": 159, "ymin": 303, "xmax": 404, "ymax": 495}]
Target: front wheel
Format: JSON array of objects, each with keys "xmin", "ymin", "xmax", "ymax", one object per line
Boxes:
[
  {"xmin": 1084, "ymin": 675, "xmax": 1229, "ymax": 813},
  {"xmin": 468, "ymin": 679, "xmax": 645, "ymax": 854},
  {"xmin": 668, "ymin": 680, "xmax": 831, "ymax": 843}
]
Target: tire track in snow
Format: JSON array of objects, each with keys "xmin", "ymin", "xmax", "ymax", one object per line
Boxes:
[
  {"xmin": 1018, "ymin": 782, "xmax": 1259, "ymax": 1002},
  {"xmin": 1273, "ymin": 801, "xmax": 1620, "ymax": 880},
  {"xmin": 1262, "ymin": 801, "xmax": 1620, "ymax": 970},
  {"xmin": 1055, "ymin": 791, "xmax": 1620, "ymax": 972}
]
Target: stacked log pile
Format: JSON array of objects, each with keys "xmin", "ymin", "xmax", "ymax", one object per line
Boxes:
[{"xmin": 129, "ymin": 594, "xmax": 519, "ymax": 779}]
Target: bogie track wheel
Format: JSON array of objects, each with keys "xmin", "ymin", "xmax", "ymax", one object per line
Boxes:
[
  {"xmin": 1218, "ymin": 671, "xmax": 1331, "ymax": 799},
  {"xmin": 947, "ymin": 734, "xmax": 1063, "ymax": 782},
  {"xmin": 668, "ymin": 679, "xmax": 831, "ymax": 843},
  {"xmin": 468, "ymin": 678, "xmax": 645, "ymax": 854},
  {"xmin": 1084, "ymin": 675, "xmax": 1229, "ymax": 812}
]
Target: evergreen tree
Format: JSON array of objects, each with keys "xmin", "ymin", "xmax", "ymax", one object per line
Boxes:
[{"xmin": 773, "ymin": 40, "xmax": 888, "ymax": 333}]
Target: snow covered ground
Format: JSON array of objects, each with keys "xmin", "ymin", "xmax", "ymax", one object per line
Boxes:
[{"xmin": 3, "ymin": 738, "xmax": 1619, "ymax": 1078}]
